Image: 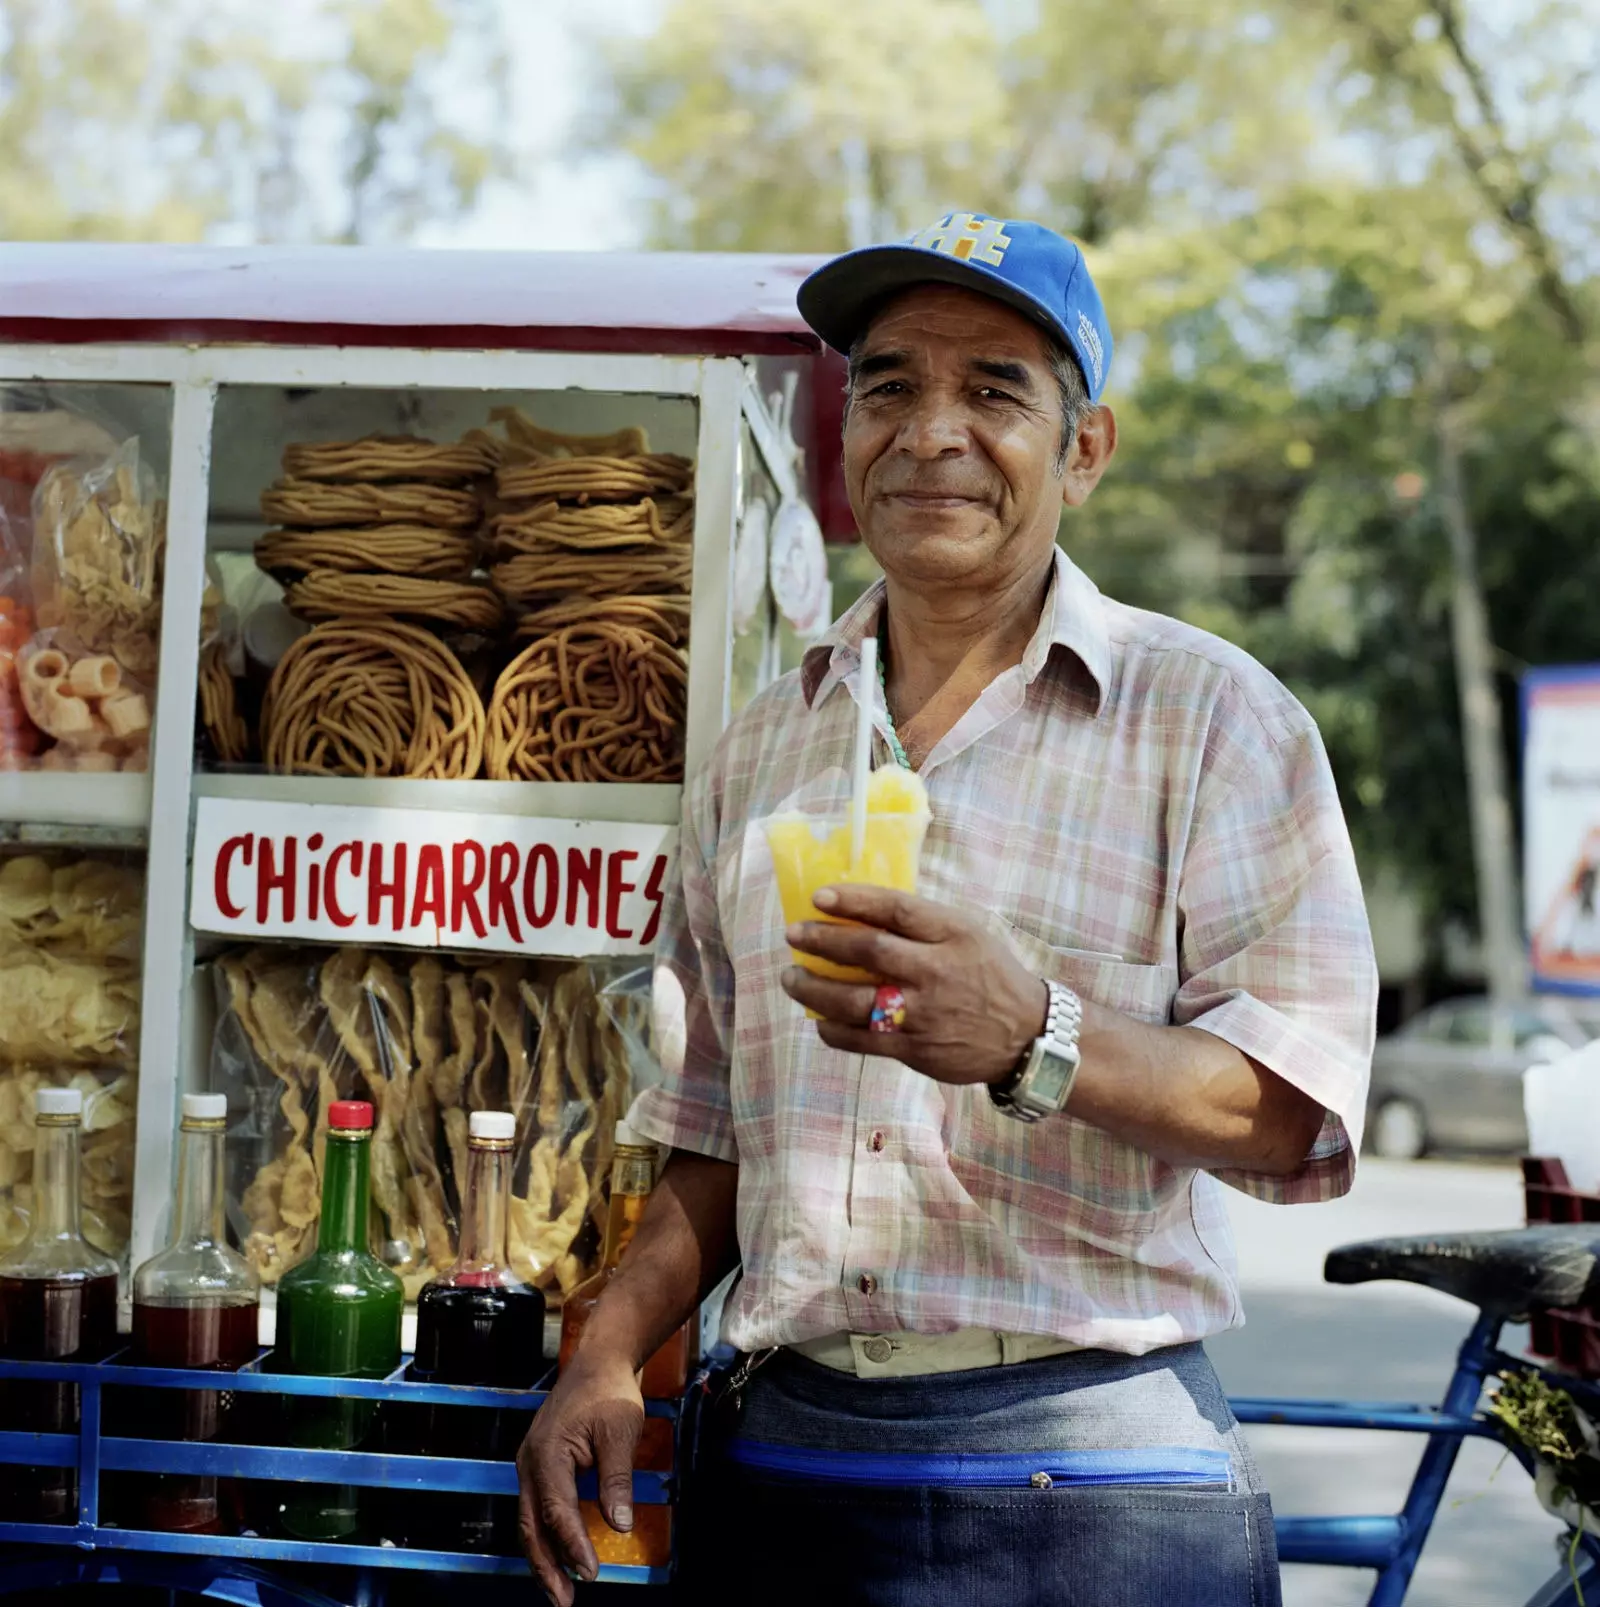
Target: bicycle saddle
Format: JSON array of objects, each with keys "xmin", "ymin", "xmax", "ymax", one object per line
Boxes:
[{"xmin": 1323, "ymin": 1225, "xmax": 1600, "ymax": 1316}]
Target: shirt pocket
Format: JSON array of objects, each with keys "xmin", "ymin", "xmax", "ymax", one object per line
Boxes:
[
  {"xmin": 947, "ymin": 916, "xmax": 1182, "ymax": 1254},
  {"xmin": 983, "ymin": 912, "xmax": 1175, "ymax": 1024}
]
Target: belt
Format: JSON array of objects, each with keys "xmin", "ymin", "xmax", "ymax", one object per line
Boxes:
[{"xmin": 787, "ymin": 1327, "xmax": 1083, "ymax": 1379}]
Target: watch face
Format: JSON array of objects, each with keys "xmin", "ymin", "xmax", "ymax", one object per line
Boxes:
[{"xmin": 1027, "ymin": 1047, "xmax": 1078, "ymax": 1109}]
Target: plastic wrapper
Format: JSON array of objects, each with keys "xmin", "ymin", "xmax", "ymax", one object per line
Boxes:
[
  {"xmin": 0, "ymin": 404, "xmax": 122, "ymax": 574},
  {"xmin": 32, "ymin": 439, "xmax": 166, "ymax": 682},
  {"xmin": 0, "ymin": 851, "xmax": 145, "ymax": 1259},
  {"xmin": 214, "ymin": 946, "xmax": 635, "ymax": 1301},
  {"xmin": 16, "ymin": 633, "xmax": 152, "ymax": 773},
  {"xmin": 0, "ymin": 464, "xmax": 41, "ymax": 769},
  {"xmin": 0, "ymin": 596, "xmax": 42, "ymax": 773},
  {"xmin": 596, "ymin": 964, "xmax": 665, "ymax": 1102}
]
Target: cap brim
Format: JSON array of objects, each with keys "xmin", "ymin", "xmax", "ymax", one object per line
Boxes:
[{"xmin": 796, "ymin": 244, "xmax": 1070, "ymax": 355}]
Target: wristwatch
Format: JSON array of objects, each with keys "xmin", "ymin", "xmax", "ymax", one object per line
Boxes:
[{"xmin": 988, "ymin": 980, "xmax": 1083, "ymax": 1124}]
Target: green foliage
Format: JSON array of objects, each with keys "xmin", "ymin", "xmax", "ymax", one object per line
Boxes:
[
  {"xmin": 595, "ymin": 0, "xmax": 1600, "ymax": 954},
  {"xmin": 1489, "ymin": 1369, "xmax": 1600, "ymax": 1510},
  {"xmin": 0, "ymin": 0, "xmax": 508, "ymax": 242},
  {"xmin": 594, "ymin": 0, "xmax": 1012, "ymax": 252}
]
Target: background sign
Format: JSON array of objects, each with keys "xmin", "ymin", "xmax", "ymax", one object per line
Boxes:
[
  {"xmin": 191, "ymin": 797, "xmax": 676, "ymax": 958},
  {"xmin": 1523, "ymin": 666, "xmax": 1600, "ymax": 993}
]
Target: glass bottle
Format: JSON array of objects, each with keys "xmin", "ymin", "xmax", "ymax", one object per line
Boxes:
[
  {"xmin": 270, "ymin": 1099, "xmax": 402, "ymax": 1542},
  {"xmin": 0, "ymin": 1087, "xmax": 119, "ymax": 1523},
  {"xmin": 559, "ymin": 1123, "xmax": 692, "ymax": 1399},
  {"xmin": 127, "ymin": 1092, "xmax": 260, "ymax": 1533},
  {"xmin": 392, "ymin": 1110, "xmax": 546, "ymax": 1553},
  {"xmin": 558, "ymin": 1122, "xmax": 689, "ymax": 1572}
]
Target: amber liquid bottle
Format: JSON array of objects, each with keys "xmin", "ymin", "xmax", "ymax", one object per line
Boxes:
[
  {"xmin": 126, "ymin": 1092, "xmax": 260, "ymax": 1533},
  {"xmin": 0, "ymin": 1087, "xmax": 119, "ymax": 1524},
  {"xmin": 558, "ymin": 1122, "xmax": 690, "ymax": 1570},
  {"xmin": 391, "ymin": 1109, "xmax": 545, "ymax": 1553}
]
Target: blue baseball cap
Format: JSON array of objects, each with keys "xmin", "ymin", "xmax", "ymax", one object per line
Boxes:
[{"xmin": 797, "ymin": 212, "xmax": 1113, "ymax": 403}]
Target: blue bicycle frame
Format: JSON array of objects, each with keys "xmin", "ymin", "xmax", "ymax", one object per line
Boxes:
[{"xmin": 1230, "ymin": 1309, "xmax": 1600, "ymax": 1607}]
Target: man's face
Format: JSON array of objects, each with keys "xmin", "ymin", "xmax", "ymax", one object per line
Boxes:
[{"xmin": 842, "ymin": 285, "xmax": 1086, "ymax": 588}]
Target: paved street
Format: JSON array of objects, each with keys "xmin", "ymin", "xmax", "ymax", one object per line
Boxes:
[{"xmin": 1210, "ymin": 1158, "xmax": 1567, "ymax": 1606}]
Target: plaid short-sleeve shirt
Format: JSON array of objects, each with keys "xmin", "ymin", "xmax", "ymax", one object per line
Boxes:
[{"xmin": 629, "ymin": 549, "xmax": 1377, "ymax": 1355}]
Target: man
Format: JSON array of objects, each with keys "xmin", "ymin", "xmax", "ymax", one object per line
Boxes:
[{"xmin": 518, "ymin": 213, "xmax": 1377, "ymax": 1605}]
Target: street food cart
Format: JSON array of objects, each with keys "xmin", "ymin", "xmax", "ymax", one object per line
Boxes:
[{"xmin": 0, "ymin": 242, "xmax": 840, "ymax": 1597}]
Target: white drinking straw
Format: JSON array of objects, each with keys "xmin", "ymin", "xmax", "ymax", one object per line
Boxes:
[{"xmin": 850, "ymin": 634, "xmax": 877, "ymax": 871}]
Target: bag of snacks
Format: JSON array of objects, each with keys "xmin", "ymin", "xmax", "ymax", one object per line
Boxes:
[
  {"xmin": 0, "ymin": 850, "xmax": 144, "ymax": 1258},
  {"xmin": 597, "ymin": 963, "xmax": 665, "ymax": 1100},
  {"xmin": 0, "ymin": 402, "xmax": 122, "ymax": 566},
  {"xmin": 15, "ymin": 633, "xmax": 152, "ymax": 773},
  {"xmin": 32, "ymin": 439, "xmax": 166, "ymax": 682},
  {"xmin": 0, "ymin": 513, "xmax": 41, "ymax": 771},
  {"xmin": 213, "ymin": 945, "xmax": 635, "ymax": 1301}
]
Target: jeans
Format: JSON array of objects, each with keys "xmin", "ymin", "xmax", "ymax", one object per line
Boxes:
[{"xmin": 680, "ymin": 1342, "xmax": 1281, "ymax": 1607}]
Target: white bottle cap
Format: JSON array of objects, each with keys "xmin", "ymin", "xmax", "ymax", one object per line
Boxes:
[
  {"xmin": 615, "ymin": 1118, "xmax": 651, "ymax": 1148},
  {"xmin": 36, "ymin": 1088, "xmax": 82, "ymax": 1118},
  {"xmin": 469, "ymin": 1110, "xmax": 517, "ymax": 1142},
  {"xmin": 182, "ymin": 1093, "xmax": 229, "ymax": 1122}
]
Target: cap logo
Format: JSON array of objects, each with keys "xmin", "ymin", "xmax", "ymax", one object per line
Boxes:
[
  {"xmin": 909, "ymin": 212, "xmax": 1012, "ymax": 267},
  {"xmin": 1076, "ymin": 311, "xmax": 1104, "ymax": 390}
]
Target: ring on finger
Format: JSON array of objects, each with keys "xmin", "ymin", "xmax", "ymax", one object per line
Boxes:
[{"xmin": 869, "ymin": 983, "xmax": 908, "ymax": 1034}]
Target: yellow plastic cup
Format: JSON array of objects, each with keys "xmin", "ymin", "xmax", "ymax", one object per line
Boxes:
[{"xmin": 763, "ymin": 809, "xmax": 931, "ymax": 985}]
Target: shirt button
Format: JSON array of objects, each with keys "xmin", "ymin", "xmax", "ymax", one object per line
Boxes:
[
  {"xmin": 857, "ymin": 1273, "xmax": 878, "ymax": 1296},
  {"xmin": 867, "ymin": 1130, "xmax": 885, "ymax": 1153},
  {"xmin": 862, "ymin": 1336, "xmax": 893, "ymax": 1364}
]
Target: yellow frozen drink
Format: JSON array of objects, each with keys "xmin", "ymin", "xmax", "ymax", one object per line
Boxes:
[{"xmin": 764, "ymin": 767, "xmax": 931, "ymax": 984}]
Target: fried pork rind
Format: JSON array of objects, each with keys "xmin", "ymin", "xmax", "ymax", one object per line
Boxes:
[
  {"xmin": 215, "ymin": 946, "xmax": 636, "ymax": 1300},
  {"xmin": 0, "ymin": 849, "xmax": 145, "ymax": 1257}
]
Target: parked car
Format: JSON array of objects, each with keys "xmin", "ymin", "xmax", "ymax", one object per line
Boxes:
[{"xmin": 1366, "ymin": 996, "xmax": 1600, "ymax": 1159}]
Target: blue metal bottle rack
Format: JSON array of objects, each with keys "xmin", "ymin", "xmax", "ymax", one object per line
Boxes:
[{"xmin": 0, "ymin": 1348, "xmax": 692, "ymax": 1604}]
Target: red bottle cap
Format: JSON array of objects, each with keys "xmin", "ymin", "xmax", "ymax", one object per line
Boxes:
[{"xmin": 328, "ymin": 1100, "xmax": 374, "ymax": 1130}]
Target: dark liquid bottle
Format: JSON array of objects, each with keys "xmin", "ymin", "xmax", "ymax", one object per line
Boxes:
[
  {"xmin": 391, "ymin": 1110, "xmax": 545, "ymax": 1553},
  {"xmin": 125, "ymin": 1093, "xmax": 260, "ymax": 1533},
  {"xmin": 270, "ymin": 1099, "xmax": 402, "ymax": 1543},
  {"xmin": 558, "ymin": 1122, "xmax": 691, "ymax": 1571},
  {"xmin": 0, "ymin": 1087, "xmax": 120, "ymax": 1524}
]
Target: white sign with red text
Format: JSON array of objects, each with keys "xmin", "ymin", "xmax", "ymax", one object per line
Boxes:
[{"xmin": 190, "ymin": 798, "xmax": 676, "ymax": 957}]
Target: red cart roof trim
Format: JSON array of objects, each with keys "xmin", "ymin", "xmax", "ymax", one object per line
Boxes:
[{"xmin": 0, "ymin": 243, "xmax": 830, "ymax": 355}]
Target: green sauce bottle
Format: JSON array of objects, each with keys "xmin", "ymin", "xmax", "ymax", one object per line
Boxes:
[{"xmin": 270, "ymin": 1099, "xmax": 402, "ymax": 1542}]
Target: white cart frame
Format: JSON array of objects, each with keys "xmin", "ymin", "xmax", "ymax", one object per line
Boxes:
[{"xmin": 0, "ymin": 340, "xmax": 800, "ymax": 1285}]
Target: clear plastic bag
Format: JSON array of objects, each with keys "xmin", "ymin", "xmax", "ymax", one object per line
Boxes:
[
  {"xmin": 16, "ymin": 632, "xmax": 153, "ymax": 773},
  {"xmin": 214, "ymin": 946, "xmax": 635, "ymax": 1302},
  {"xmin": 0, "ymin": 850, "xmax": 145, "ymax": 1259},
  {"xmin": 32, "ymin": 439, "xmax": 166, "ymax": 682},
  {"xmin": 597, "ymin": 963, "xmax": 665, "ymax": 1100},
  {"xmin": 0, "ymin": 541, "xmax": 41, "ymax": 771},
  {"xmin": 0, "ymin": 402, "xmax": 122, "ymax": 582}
]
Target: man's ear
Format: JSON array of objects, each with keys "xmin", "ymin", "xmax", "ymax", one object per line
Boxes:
[{"xmin": 1061, "ymin": 406, "xmax": 1117, "ymax": 508}]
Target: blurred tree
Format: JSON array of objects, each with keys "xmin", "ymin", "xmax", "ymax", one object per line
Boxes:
[
  {"xmin": 592, "ymin": 0, "xmax": 1600, "ymax": 961},
  {"xmin": 0, "ymin": 0, "xmax": 508, "ymax": 242},
  {"xmin": 593, "ymin": 0, "xmax": 1012, "ymax": 252}
]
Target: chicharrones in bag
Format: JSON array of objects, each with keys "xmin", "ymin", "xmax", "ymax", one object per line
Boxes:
[
  {"xmin": 0, "ymin": 850, "xmax": 144, "ymax": 1259},
  {"xmin": 214, "ymin": 946, "xmax": 635, "ymax": 1302}
]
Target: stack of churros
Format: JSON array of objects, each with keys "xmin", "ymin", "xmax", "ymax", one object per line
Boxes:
[
  {"xmin": 511, "ymin": 594, "xmax": 691, "ymax": 647},
  {"xmin": 472, "ymin": 412, "xmax": 697, "ymax": 779},
  {"xmin": 480, "ymin": 410, "xmax": 696, "ymax": 616},
  {"xmin": 485, "ymin": 619, "xmax": 688, "ymax": 783},
  {"xmin": 261, "ymin": 619, "xmax": 485, "ymax": 780},
  {"xmin": 257, "ymin": 435, "xmax": 500, "ymax": 632}
]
